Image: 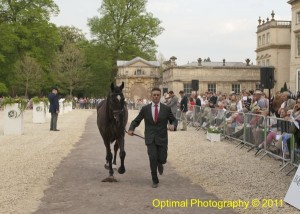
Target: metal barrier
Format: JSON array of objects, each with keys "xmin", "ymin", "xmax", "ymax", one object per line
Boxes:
[
  {"xmin": 199, "ymin": 110, "xmax": 299, "ymax": 174},
  {"xmin": 256, "ymin": 117, "xmax": 294, "ymax": 174},
  {"xmin": 223, "ymin": 111, "xmax": 245, "ymax": 144}
]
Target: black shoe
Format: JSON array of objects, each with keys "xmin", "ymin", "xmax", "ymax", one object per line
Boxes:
[
  {"xmin": 158, "ymin": 163, "xmax": 164, "ymax": 175},
  {"xmin": 50, "ymin": 129, "xmax": 53, "ymax": 131},
  {"xmin": 53, "ymin": 129, "xmax": 60, "ymax": 131},
  {"xmin": 152, "ymin": 182, "xmax": 158, "ymax": 188}
]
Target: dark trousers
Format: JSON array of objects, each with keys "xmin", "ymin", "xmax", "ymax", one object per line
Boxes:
[
  {"xmin": 50, "ymin": 113, "xmax": 58, "ymax": 130},
  {"xmin": 146, "ymin": 141, "xmax": 168, "ymax": 184}
]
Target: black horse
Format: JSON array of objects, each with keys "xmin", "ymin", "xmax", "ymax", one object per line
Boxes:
[{"xmin": 97, "ymin": 82, "xmax": 128, "ymax": 182}]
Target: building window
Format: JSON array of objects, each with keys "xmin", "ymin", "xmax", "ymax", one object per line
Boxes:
[
  {"xmin": 297, "ymin": 12, "xmax": 300, "ymax": 24},
  {"xmin": 208, "ymin": 83, "xmax": 216, "ymax": 93},
  {"xmin": 256, "ymin": 83, "xmax": 261, "ymax": 90},
  {"xmin": 258, "ymin": 36, "xmax": 261, "ymax": 46},
  {"xmin": 183, "ymin": 83, "xmax": 192, "ymax": 97},
  {"xmin": 266, "ymin": 33, "xmax": 270, "ymax": 44},
  {"xmin": 266, "ymin": 59, "xmax": 270, "ymax": 66},
  {"xmin": 297, "ymin": 35, "xmax": 300, "ymax": 56},
  {"xmin": 232, "ymin": 84, "xmax": 240, "ymax": 94},
  {"xmin": 135, "ymin": 69, "xmax": 145, "ymax": 75},
  {"xmin": 262, "ymin": 60, "xmax": 265, "ymax": 66},
  {"xmin": 257, "ymin": 61, "xmax": 261, "ymax": 66},
  {"xmin": 262, "ymin": 34, "xmax": 265, "ymax": 45}
]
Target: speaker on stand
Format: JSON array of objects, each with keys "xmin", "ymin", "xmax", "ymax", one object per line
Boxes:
[{"xmin": 260, "ymin": 67, "xmax": 275, "ymax": 116}]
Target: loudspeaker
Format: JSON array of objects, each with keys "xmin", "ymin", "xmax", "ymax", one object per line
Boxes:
[
  {"xmin": 260, "ymin": 67, "xmax": 274, "ymax": 89},
  {"xmin": 191, "ymin": 80, "xmax": 199, "ymax": 91}
]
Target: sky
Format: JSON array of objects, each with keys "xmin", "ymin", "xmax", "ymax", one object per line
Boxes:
[{"xmin": 51, "ymin": 0, "xmax": 291, "ymax": 65}]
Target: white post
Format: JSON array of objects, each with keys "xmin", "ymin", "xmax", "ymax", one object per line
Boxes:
[
  {"xmin": 33, "ymin": 102, "xmax": 46, "ymax": 123},
  {"xmin": 59, "ymin": 100, "xmax": 64, "ymax": 115},
  {"xmin": 4, "ymin": 103, "xmax": 24, "ymax": 135},
  {"xmin": 46, "ymin": 104, "xmax": 51, "ymax": 119}
]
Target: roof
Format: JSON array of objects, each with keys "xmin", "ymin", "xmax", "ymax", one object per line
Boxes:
[
  {"xmin": 181, "ymin": 61, "xmax": 255, "ymax": 67},
  {"xmin": 117, "ymin": 57, "xmax": 160, "ymax": 67}
]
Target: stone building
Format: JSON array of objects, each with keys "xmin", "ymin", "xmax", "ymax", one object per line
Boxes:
[
  {"xmin": 288, "ymin": 0, "xmax": 300, "ymax": 93},
  {"xmin": 162, "ymin": 57, "xmax": 260, "ymax": 97},
  {"xmin": 255, "ymin": 11, "xmax": 291, "ymax": 92},
  {"xmin": 115, "ymin": 57, "xmax": 160, "ymax": 101}
]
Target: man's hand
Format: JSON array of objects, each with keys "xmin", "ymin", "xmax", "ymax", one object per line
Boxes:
[
  {"xmin": 168, "ymin": 125, "xmax": 175, "ymax": 131},
  {"xmin": 127, "ymin": 130, "xmax": 134, "ymax": 136}
]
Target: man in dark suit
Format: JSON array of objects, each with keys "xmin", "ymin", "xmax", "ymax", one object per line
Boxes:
[
  {"xmin": 179, "ymin": 90, "xmax": 188, "ymax": 131},
  {"xmin": 48, "ymin": 86, "xmax": 60, "ymax": 131},
  {"xmin": 128, "ymin": 87, "xmax": 175, "ymax": 188}
]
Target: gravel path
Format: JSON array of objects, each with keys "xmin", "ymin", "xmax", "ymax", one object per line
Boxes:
[{"xmin": 0, "ymin": 109, "xmax": 299, "ymax": 214}]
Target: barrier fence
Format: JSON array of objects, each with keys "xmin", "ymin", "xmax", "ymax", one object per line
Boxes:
[{"xmin": 188, "ymin": 105, "xmax": 299, "ymax": 174}]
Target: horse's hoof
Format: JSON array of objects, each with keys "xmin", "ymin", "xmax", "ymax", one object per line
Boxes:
[
  {"xmin": 102, "ymin": 176, "xmax": 118, "ymax": 182},
  {"xmin": 104, "ymin": 163, "xmax": 109, "ymax": 170},
  {"xmin": 118, "ymin": 167, "xmax": 126, "ymax": 174}
]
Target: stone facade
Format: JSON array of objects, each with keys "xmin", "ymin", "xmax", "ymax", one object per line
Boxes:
[
  {"xmin": 255, "ymin": 11, "xmax": 291, "ymax": 92},
  {"xmin": 116, "ymin": 57, "xmax": 160, "ymax": 101},
  {"xmin": 162, "ymin": 60, "xmax": 260, "ymax": 96},
  {"xmin": 288, "ymin": 0, "xmax": 300, "ymax": 93}
]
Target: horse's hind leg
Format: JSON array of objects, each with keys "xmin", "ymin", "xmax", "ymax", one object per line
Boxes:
[
  {"xmin": 117, "ymin": 137, "xmax": 126, "ymax": 174},
  {"xmin": 102, "ymin": 142, "xmax": 117, "ymax": 182}
]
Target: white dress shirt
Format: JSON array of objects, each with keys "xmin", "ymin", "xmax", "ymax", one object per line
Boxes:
[{"xmin": 151, "ymin": 102, "xmax": 160, "ymax": 121}]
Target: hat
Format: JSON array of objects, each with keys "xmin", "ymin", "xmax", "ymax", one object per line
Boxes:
[
  {"xmin": 52, "ymin": 86, "xmax": 58, "ymax": 91},
  {"xmin": 254, "ymin": 90, "xmax": 262, "ymax": 95},
  {"xmin": 179, "ymin": 90, "xmax": 184, "ymax": 94}
]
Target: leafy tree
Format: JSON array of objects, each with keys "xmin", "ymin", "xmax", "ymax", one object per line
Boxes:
[
  {"xmin": 0, "ymin": 0, "xmax": 60, "ymax": 94},
  {"xmin": 0, "ymin": 82, "xmax": 8, "ymax": 95},
  {"xmin": 13, "ymin": 54, "xmax": 43, "ymax": 98},
  {"xmin": 56, "ymin": 42, "xmax": 90, "ymax": 96},
  {"xmin": 88, "ymin": 0, "xmax": 163, "ymax": 79},
  {"xmin": 280, "ymin": 82, "xmax": 288, "ymax": 93}
]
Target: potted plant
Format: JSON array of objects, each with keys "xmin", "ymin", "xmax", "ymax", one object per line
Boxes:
[
  {"xmin": 31, "ymin": 97, "xmax": 49, "ymax": 123},
  {"xmin": 207, "ymin": 126, "xmax": 221, "ymax": 142},
  {"xmin": 2, "ymin": 97, "xmax": 27, "ymax": 135}
]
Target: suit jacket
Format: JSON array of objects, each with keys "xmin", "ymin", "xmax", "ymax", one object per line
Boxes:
[
  {"xmin": 129, "ymin": 103, "xmax": 175, "ymax": 145},
  {"xmin": 48, "ymin": 93, "xmax": 59, "ymax": 113},
  {"xmin": 180, "ymin": 96, "xmax": 188, "ymax": 112}
]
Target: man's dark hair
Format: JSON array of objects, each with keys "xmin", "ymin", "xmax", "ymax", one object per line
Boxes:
[{"xmin": 151, "ymin": 87, "xmax": 161, "ymax": 93}]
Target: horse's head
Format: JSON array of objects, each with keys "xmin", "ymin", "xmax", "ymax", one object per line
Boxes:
[{"xmin": 109, "ymin": 82, "xmax": 125, "ymax": 124}]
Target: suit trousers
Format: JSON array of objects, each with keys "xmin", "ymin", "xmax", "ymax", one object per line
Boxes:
[
  {"xmin": 146, "ymin": 140, "xmax": 168, "ymax": 183},
  {"xmin": 50, "ymin": 113, "xmax": 58, "ymax": 130}
]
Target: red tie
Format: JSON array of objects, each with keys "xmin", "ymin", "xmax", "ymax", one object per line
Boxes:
[{"xmin": 154, "ymin": 104, "xmax": 158, "ymax": 123}]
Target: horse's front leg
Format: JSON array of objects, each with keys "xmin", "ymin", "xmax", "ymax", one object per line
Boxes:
[
  {"xmin": 102, "ymin": 142, "xmax": 117, "ymax": 182},
  {"xmin": 112, "ymin": 142, "xmax": 119, "ymax": 170},
  {"xmin": 117, "ymin": 137, "xmax": 126, "ymax": 174}
]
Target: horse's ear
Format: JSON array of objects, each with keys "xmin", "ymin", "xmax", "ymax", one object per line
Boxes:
[
  {"xmin": 120, "ymin": 82, "xmax": 124, "ymax": 91},
  {"xmin": 110, "ymin": 82, "xmax": 114, "ymax": 91}
]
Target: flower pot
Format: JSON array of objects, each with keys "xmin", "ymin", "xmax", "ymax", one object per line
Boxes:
[
  {"xmin": 33, "ymin": 102, "xmax": 46, "ymax": 123},
  {"xmin": 207, "ymin": 132, "xmax": 221, "ymax": 142},
  {"xmin": 3, "ymin": 103, "xmax": 24, "ymax": 135}
]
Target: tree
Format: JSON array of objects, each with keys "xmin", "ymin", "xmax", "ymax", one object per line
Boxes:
[
  {"xmin": 13, "ymin": 54, "xmax": 43, "ymax": 98},
  {"xmin": 0, "ymin": 82, "xmax": 8, "ymax": 95},
  {"xmin": 56, "ymin": 42, "xmax": 90, "ymax": 96},
  {"xmin": 280, "ymin": 82, "xmax": 288, "ymax": 93},
  {"xmin": 88, "ymin": 0, "xmax": 163, "ymax": 79},
  {"xmin": 0, "ymin": 0, "xmax": 60, "ymax": 94}
]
